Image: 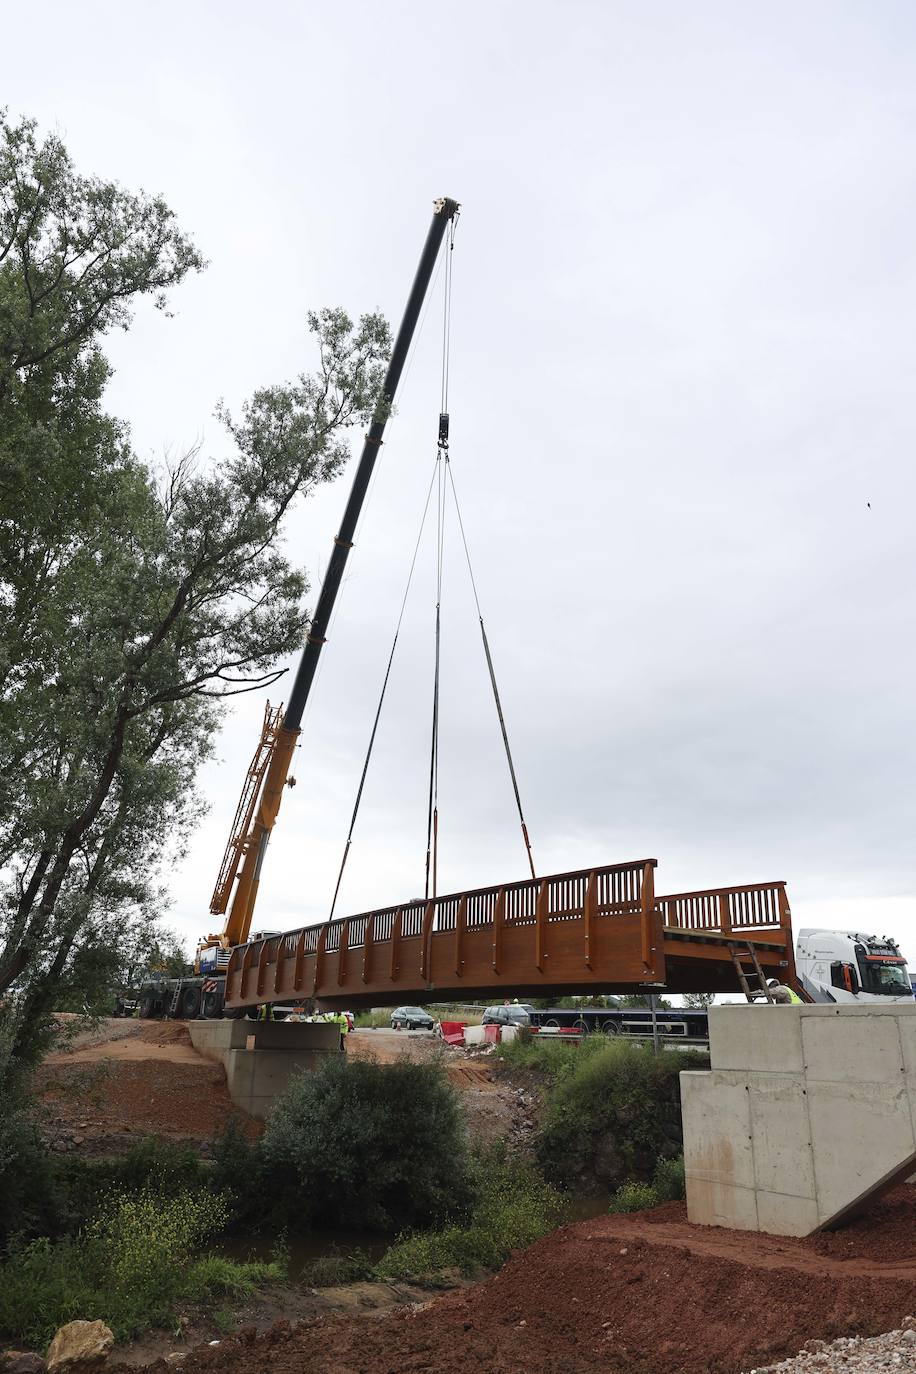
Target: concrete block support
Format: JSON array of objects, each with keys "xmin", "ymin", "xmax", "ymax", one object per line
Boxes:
[
  {"xmin": 188, "ymin": 1019, "xmax": 340, "ymax": 1120},
  {"xmin": 682, "ymin": 1004, "xmax": 916, "ymax": 1237}
]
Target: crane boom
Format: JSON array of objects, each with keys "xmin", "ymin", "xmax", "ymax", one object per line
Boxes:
[{"xmin": 200, "ymin": 197, "xmax": 460, "ymax": 961}]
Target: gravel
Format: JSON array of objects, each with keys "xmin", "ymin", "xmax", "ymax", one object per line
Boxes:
[{"xmin": 746, "ymin": 1319, "xmax": 916, "ymax": 1372}]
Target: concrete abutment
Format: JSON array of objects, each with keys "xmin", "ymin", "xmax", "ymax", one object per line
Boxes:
[
  {"xmin": 681, "ymin": 1003, "xmax": 916, "ymax": 1236},
  {"xmin": 188, "ymin": 1019, "xmax": 339, "ymax": 1120}
]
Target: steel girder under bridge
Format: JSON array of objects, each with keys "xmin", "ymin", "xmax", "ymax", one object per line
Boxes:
[{"xmin": 222, "ymin": 858, "xmax": 796, "ymax": 1011}]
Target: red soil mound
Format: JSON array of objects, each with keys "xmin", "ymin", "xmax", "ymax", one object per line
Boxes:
[{"xmin": 109, "ymin": 1197, "xmax": 916, "ymax": 1374}]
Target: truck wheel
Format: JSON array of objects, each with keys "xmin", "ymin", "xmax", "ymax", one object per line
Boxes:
[
  {"xmin": 574, "ymin": 1019, "xmax": 588, "ymax": 1035},
  {"xmin": 601, "ymin": 1020, "xmax": 620, "ymax": 1035},
  {"xmin": 179, "ymin": 985, "xmax": 201, "ymax": 1019},
  {"xmin": 202, "ymin": 987, "xmax": 224, "ymax": 1019},
  {"xmin": 139, "ymin": 993, "xmax": 157, "ymax": 1019},
  {"xmin": 224, "ymin": 1005, "xmax": 245, "ymax": 1020},
  {"xmin": 544, "ymin": 1018, "xmax": 561, "ymax": 1028}
]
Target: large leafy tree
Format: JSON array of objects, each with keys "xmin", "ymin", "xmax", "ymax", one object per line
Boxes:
[{"xmin": 0, "ymin": 114, "xmax": 390, "ymax": 1084}]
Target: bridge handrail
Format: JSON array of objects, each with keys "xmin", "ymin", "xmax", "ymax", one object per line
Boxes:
[
  {"xmin": 659, "ymin": 880, "xmax": 789, "ymax": 933},
  {"xmin": 232, "ymin": 858, "xmax": 658, "ymax": 958}
]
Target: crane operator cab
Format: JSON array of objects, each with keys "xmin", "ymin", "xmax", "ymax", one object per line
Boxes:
[{"xmin": 795, "ymin": 929, "xmax": 913, "ymax": 1004}]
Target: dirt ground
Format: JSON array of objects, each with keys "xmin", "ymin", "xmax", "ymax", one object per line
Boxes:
[
  {"xmin": 32, "ymin": 1019, "xmax": 259, "ymax": 1153},
  {"xmin": 32, "ymin": 1020, "xmax": 531, "ymax": 1157},
  {"xmin": 109, "ymin": 1188, "xmax": 916, "ymax": 1374}
]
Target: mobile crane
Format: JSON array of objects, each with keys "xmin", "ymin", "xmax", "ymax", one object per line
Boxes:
[{"xmin": 137, "ymin": 197, "xmax": 460, "ymax": 1021}]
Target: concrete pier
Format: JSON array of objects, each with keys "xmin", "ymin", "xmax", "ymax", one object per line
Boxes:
[
  {"xmin": 188, "ymin": 1019, "xmax": 339, "ymax": 1120},
  {"xmin": 681, "ymin": 1004, "xmax": 916, "ymax": 1236}
]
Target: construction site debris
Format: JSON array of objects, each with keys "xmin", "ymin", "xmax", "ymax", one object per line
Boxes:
[{"xmin": 746, "ymin": 1319, "xmax": 916, "ymax": 1373}]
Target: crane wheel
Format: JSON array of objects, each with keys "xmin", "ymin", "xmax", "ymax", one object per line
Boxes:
[
  {"xmin": 179, "ymin": 985, "xmax": 202, "ymax": 1019},
  {"xmin": 202, "ymin": 988, "xmax": 224, "ymax": 1019}
]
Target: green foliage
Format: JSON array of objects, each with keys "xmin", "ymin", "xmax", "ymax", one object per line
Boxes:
[
  {"xmin": 262, "ymin": 1055, "xmax": 472, "ymax": 1233},
  {"xmin": 495, "ymin": 1029, "xmax": 612, "ymax": 1077},
  {"xmin": 299, "ymin": 1250, "xmax": 374, "ymax": 1287},
  {"xmin": 375, "ymin": 1147, "xmax": 561, "ymax": 1279},
  {"xmin": 0, "ymin": 1106, "xmax": 61, "ymax": 1246},
  {"xmin": 352, "ymin": 1010, "xmax": 393, "ymax": 1028},
  {"xmin": 535, "ymin": 1040, "xmax": 707, "ymax": 1191},
  {"xmin": 0, "ymin": 1186, "xmax": 283, "ymax": 1346},
  {"xmin": 210, "ymin": 1120, "xmax": 274, "ymax": 1233},
  {"xmin": 53, "ymin": 1138, "xmax": 206, "ymax": 1234},
  {"xmin": 0, "ymin": 111, "xmax": 391, "ymax": 1091},
  {"xmin": 608, "ymin": 1155, "xmax": 686, "ymax": 1213}
]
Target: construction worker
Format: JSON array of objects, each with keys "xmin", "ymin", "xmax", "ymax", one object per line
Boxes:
[
  {"xmin": 337, "ymin": 1010, "xmax": 349, "ymax": 1051},
  {"xmin": 257, "ymin": 1003, "xmax": 274, "ymax": 1021},
  {"xmin": 767, "ymin": 979, "xmax": 802, "ymax": 1005}
]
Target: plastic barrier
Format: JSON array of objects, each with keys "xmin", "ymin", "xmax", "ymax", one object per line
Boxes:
[{"xmin": 439, "ymin": 1020, "xmax": 466, "ymax": 1046}]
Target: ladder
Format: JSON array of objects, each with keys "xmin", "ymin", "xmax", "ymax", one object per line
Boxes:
[
  {"xmin": 168, "ymin": 980, "xmax": 184, "ymax": 1017},
  {"xmin": 727, "ymin": 942, "xmax": 775, "ymax": 1003}
]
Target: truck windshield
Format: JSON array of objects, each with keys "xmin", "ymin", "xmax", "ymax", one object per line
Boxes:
[{"xmin": 855, "ymin": 956, "xmax": 911, "ymax": 996}]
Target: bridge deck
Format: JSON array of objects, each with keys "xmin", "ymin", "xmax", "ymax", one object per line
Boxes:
[{"xmin": 223, "ymin": 859, "xmax": 796, "ymax": 1010}]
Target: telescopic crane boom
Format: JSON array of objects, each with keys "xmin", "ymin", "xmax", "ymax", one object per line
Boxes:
[{"xmin": 198, "ymin": 197, "xmax": 460, "ymax": 968}]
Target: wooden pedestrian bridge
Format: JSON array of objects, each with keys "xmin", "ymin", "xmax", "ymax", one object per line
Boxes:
[{"xmin": 222, "ymin": 857, "xmax": 797, "ymax": 1012}]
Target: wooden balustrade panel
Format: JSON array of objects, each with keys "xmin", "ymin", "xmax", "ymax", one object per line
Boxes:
[{"xmin": 220, "ymin": 863, "xmax": 792, "ymax": 1010}]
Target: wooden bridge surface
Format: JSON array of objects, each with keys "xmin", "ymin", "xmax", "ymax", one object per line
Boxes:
[{"xmin": 223, "ymin": 858, "xmax": 796, "ymax": 1011}]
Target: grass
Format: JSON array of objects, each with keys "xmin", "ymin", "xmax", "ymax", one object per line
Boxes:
[
  {"xmin": 495, "ymin": 1027, "xmax": 613, "ymax": 1078},
  {"xmin": 299, "ymin": 1250, "xmax": 374, "ymax": 1287},
  {"xmin": 375, "ymin": 1147, "xmax": 562, "ymax": 1280},
  {"xmin": 608, "ymin": 1156, "xmax": 686, "ymax": 1213},
  {"xmin": 353, "ymin": 1010, "xmax": 392, "ymax": 1028},
  {"xmin": 0, "ymin": 1188, "xmax": 285, "ymax": 1347}
]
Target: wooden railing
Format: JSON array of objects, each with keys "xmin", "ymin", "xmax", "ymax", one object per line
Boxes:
[
  {"xmin": 659, "ymin": 881, "xmax": 790, "ymax": 936},
  {"xmin": 222, "ymin": 866, "xmax": 795, "ymax": 1008},
  {"xmin": 224, "ymin": 858, "xmax": 660, "ymax": 1005}
]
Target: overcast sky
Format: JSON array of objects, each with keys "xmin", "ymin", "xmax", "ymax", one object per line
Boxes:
[{"xmin": 6, "ymin": 0, "xmax": 916, "ymax": 959}]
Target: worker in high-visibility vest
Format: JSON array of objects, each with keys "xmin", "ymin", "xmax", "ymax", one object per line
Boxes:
[
  {"xmin": 337, "ymin": 1010, "xmax": 349, "ymax": 1051},
  {"xmin": 257, "ymin": 1003, "xmax": 274, "ymax": 1021},
  {"xmin": 767, "ymin": 979, "xmax": 802, "ymax": 1004}
]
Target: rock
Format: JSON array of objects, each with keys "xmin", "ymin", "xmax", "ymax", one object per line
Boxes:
[
  {"xmin": 164, "ymin": 1357, "xmax": 186, "ymax": 1366},
  {"xmin": 46, "ymin": 1320, "xmax": 114, "ymax": 1371},
  {"xmin": 1, "ymin": 1352, "xmax": 46, "ymax": 1373}
]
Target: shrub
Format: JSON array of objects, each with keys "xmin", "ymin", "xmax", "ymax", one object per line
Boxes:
[
  {"xmin": 608, "ymin": 1155, "xmax": 686, "ymax": 1213},
  {"xmin": 0, "ymin": 1108, "xmax": 62, "ymax": 1246},
  {"xmin": 495, "ymin": 1031, "xmax": 611, "ymax": 1078},
  {"xmin": 375, "ymin": 1146, "xmax": 561, "ymax": 1279},
  {"xmin": 0, "ymin": 1187, "xmax": 282, "ymax": 1346},
  {"xmin": 261, "ymin": 1055, "xmax": 472, "ymax": 1233},
  {"xmin": 54, "ymin": 1138, "xmax": 206, "ymax": 1234},
  {"xmin": 535, "ymin": 1039, "xmax": 707, "ymax": 1192},
  {"xmin": 299, "ymin": 1249, "xmax": 373, "ymax": 1287}
]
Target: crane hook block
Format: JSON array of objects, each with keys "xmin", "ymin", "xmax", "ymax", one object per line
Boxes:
[{"xmin": 438, "ymin": 412, "xmax": 450, "ymax": 448}]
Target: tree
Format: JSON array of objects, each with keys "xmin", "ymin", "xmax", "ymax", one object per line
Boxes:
[
  {"xmin": 682, "ymin": 992, "xmax": 715, "ymax": 1010},
  {"xmin": 0, "ymin": 114, "xmax": 391, "ymax": 1086},
  {"xmin": 618, "ymin": 993, "xmax": 672, "ymax": 1009}
]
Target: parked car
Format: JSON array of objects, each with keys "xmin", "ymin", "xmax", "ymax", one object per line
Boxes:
[
  {"xmin": 390, "ymin": 1005, "xmax": 435, "ymax": 1030},
  {"xmin": 482, "ymin": 1004, "xmax": 535, "ymax": 1027}
]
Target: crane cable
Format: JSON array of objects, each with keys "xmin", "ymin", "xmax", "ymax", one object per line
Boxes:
[
  {"xmin": 327, "ymin": 461, "xmax": 440, "ymax": 921},
  {"xmin": 447, "ymin": 461, "xmax": 537, "ymax": 881}
]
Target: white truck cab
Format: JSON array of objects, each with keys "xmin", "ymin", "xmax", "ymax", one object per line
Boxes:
[{"xmin": 795, "ymin": 929, "xmax": 913, "ymax": 1004}]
